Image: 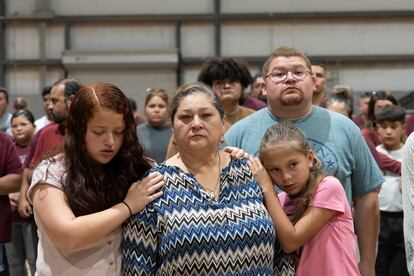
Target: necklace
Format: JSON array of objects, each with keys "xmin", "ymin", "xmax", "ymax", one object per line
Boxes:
[
  {"xmin": 225, "ymin": 105, "xmax": 240, "ymax": 116},
  {"xmin": 225, "ymin": 106, "xmax": 240, "ymax": 125},
  {"xmin": 180, "ymin": 151, "xmax": 221, "ymax": 200}
]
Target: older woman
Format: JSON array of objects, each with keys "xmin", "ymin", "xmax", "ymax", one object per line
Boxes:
[{"xmin": 122, "ymin": 82, "xmax": 278, "ymax": 275}]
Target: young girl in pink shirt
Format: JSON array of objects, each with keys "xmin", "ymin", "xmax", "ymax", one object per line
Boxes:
[{"xmin": 248, "ymin": 121, "xmax": 360, "ymax": 276}]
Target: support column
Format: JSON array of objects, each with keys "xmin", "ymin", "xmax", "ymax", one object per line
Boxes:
[
  {"xmin": 214, "ymin": 0, "xmax": 221, "ymax": 57},
  {"xmin": 0, "ymin": 0, "xmax": 6, "ymax": 86}
]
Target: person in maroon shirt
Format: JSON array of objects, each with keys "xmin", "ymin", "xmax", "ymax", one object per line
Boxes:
[
  {"xmin": 353, "ymin": 91, "xmax": 372, "ymax": 129},
  {"xmin": 6, "ymin": 110, "xmax": 37, "ymax": 276},
  {"xmin": 362, "ymin": 91, "xmax": 401, "ymax": 174},
  {"xmin": 18, "ymin": 79, "xmax": 83, "ymax": 240},
  {"xmin": 0, "ymin": 132, "xmax": 23, "ymax": 276}
]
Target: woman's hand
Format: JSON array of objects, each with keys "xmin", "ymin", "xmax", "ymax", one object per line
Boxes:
[
  {"xmin": 18, "ymin": 192, "xmax": 33, "ymax": 218},
  {"xmin": 248, "ymin": 156, "xmax": 275, "ymax": 196},
  {"xmin": 223, "ymin": 146, "xmax": 250, "ymax": 159},
  {"xmin": 124, "ymin": 172, "xmax": 164, "ymax": 214}
]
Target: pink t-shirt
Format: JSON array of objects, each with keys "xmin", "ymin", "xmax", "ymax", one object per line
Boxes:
[{"xmin": 279, "ymin": 176, "xmax": 360, "ymax": 276}]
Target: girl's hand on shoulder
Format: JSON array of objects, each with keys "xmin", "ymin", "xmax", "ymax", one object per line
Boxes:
[
  {"xmin": 223, "ymin": 146, "xmax": 250, "ymax": 159},
  {"xmin": 124, "ymin": 172, "xmax": 164, "ymax": 214},
  {"xmin": 248, "ymin": 156, "xmax": 275, "ymax": 195}
]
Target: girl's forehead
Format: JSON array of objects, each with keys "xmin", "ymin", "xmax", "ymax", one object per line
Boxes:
[
  {"xmin": 260, "ymin": 142, "xmax": 305, "ymax": 158},
  {"xmin": 12, "ymin": 115, "xmax": 28, "ymax": 121}
]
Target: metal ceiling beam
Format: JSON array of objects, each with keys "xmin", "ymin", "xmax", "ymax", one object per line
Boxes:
[
  {"xmin": 182, "ymin": 54, "xmax": 414, "ymax": 66},
  {"xmin": 2, "ymin": 10, "xmax": 414, "ymax": 23}
]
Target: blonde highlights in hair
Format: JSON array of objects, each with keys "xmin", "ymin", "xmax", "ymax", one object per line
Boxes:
[{"xmin": 259, "ymin": 121, "xmax": 325, "ymax": 224}]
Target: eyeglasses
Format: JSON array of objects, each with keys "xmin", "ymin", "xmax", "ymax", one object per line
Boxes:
[{"xmin": 265, "ymin": 68, "xmax": 311, "ymax": 83}]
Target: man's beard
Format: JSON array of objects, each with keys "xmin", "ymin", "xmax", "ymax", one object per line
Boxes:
[
  {"xmin": 52, "ymin": 113, "xmax": 65, "ymax": 124},
  {"xmin": 279, "ymin": 92, "xmax": 304, "ymax": 106}
]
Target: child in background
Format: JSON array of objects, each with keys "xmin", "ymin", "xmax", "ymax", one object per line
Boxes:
[
  {"xmin": 6, "ymin": 110, "xmax": 37, "ymax": 276},
  {"xmin": 374, "ymin": 105, "xmax": 409, "ymax": 276},
  {"xmin": 248, "ymin": 121, "xmax": 360, "ymax": 276}
]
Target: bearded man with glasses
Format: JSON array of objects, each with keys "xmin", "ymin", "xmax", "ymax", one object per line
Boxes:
[{"xmin": 225, "ymin": 46, "xmax": 383, "ymax": 276}]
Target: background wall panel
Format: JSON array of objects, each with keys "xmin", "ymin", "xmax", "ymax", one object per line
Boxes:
[
  {"xmin": 222, "ymin": 0, "xmax": 414, "ymax": 13},
  {"xmin": 51, "ymin": 0, "xmax": 213, "ymax": 15},
  {"xmin": 181, "ymin": 23, "xmax": 215, "ymax": 58},
  {"xmin": 221, "ymin": 20, "xmax": 414, "ymax": 56},
  {"xmin": 70, "ymin": 23, "xmax": 176, "ymax": 51},
  {"xmin": 67, "ymin": 68, "xmax": 176, "ymax": 113},
  {"xmin": 6, "ymin": 24, "xmax": 40, "ymax": 59},
  {"xmin": 2, "ymin": 0, "xmax": 414, "ymax": 119}
]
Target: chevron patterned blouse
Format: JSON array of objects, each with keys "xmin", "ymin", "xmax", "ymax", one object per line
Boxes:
[{"xmin": 122, "ymin": 158, "xmax": 276, "ymax": 275}]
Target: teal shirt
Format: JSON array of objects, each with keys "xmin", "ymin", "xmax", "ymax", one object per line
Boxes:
[
  {"xmin": 137, "ymin": 123, "xmax": 172, "ymax": 164},
  {"xmin": 0, "ymin": 112, "xmax": 11, "ymax": 133},
  {"xmin": 225, "ymin": 106, "xmax": 384, "ymax": 205}
]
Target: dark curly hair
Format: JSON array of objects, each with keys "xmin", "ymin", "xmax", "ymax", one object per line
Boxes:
[
  {"xmin": 64, "ymin": 82, "xmax": 151, "ymax": 216},
  {"xmin": 197, "ymin": 57, "xmax": 253, "ymax": 89}
]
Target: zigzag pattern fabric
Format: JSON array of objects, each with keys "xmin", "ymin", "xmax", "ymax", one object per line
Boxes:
[{"xmin": 122, "ymin": 158, "xmax": 279, "ymax": 275}]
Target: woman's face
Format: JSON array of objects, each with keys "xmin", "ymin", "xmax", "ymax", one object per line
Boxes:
[
  {"xmin": 374, "ymin": 99, "xmax": 393, "ymax": 113},
  {"xmin": 173, "ymin": 92, "xmax": 224, "ymax": 151},
  {"xmin": 212, "ymin": 79, "xmax": 243, "ymax": 104},
  {"xmin": 85, "ymin": 107, "xmax": 125, "ymax": 165},
  {"xmin": 326, "ymin": 101, "xmax": 349, "ymax": 118},
  {"xmin": 11, "ymin": 115, "xmax": 35, "ymax": 146},
  {"xmin": 145, "ymin": 95, "xmax": 169, "ymax": 128}
]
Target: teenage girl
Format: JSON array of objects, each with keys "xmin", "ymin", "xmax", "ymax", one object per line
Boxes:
[
  {"xmin": 248, "ymin": 121, "xmax": 360, "ymax": 276},
  {"xmin": 7, "ymin": 109, "xmax": 37, "ymax": 276},
  {"xmin": 28, "ymin": 83, "xmax": 164, "ymax": 275}
]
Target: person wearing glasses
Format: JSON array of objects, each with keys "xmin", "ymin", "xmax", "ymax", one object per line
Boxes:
[{"xmin": 225, "ymin": 46, "xmax": 383, "ymax": 276}]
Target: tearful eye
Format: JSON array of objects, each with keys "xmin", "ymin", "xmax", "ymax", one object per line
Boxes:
[
  {"xmin": 273, "ymin": 72, "xmax": 285, "ymax": 78},
  {"xmin": 294, "ymin": 70, "xmax": 305, "ymax": 76}
]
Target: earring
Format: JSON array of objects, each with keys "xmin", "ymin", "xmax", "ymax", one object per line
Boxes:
[
  {"xmin": 172, "ymin": 137, "xmax": 177, "ymax": 145},
  {"xmin": 219, "ymin": 135, "xmax": 225, "ymax": 144}
]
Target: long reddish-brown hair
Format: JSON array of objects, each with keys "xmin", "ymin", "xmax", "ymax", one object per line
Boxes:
[{"xmin": 64, "ymin": 82, "xmax": 151, "ymax": 216}]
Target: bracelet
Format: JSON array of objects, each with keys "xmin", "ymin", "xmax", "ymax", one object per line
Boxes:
[{"xmin": 121, "ymin": 201, "xmax": 133, "ymax": 217}]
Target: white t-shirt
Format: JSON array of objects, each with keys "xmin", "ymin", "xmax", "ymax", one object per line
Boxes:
[
  {"xmin": 34, "ymin": 115, "xmax": 51, "ymax": 132},
  {"xmin": 376, "ymin": 144, "xmax": 403, "ymax": 212},
  {"xmin": 28, "ymin": 156, "xmax": 122, "ymax": 276}
]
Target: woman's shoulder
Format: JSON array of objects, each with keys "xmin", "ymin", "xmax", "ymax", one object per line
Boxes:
[
  {"xmin": 33, "ymin": 154, "xmax": 65, "ymax": 176},
  {"xmin": 150, "ymin": 163, "xmax": 181, "ymax": 175},
  {"xmin": 239, "ymin": 106, "xmax": 255, "ymax": 118},
  {"xmin": 29, "ymin": 154, "xmax": 66, "ymax": 202},
  {"xmin": 223, "ymin": 154, "xmax": 249, "ymax": 171}
]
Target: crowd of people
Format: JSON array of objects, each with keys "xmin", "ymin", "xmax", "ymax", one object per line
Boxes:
[{"xmin": 0, "ymin": 46, "xmax": 413, "ymax": 276}]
